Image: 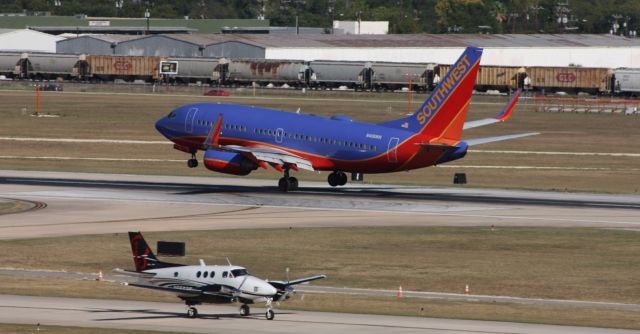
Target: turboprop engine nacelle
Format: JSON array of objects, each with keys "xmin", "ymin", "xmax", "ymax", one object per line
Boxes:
[{"xmin": 203, "ymin": 150, "xmax": 258, "ymax": 176}]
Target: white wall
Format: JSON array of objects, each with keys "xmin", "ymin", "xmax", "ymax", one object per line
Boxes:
[
  {"xmin": 333, "ymin": 21, "xmax": 389, "ymax": 35},
  {"xmin": 266, "ymin": 47, "xmax": 640, "ymax": 68},
  {"xmin": 0, "ymin": 29, "xmax": 64, "ymax": 53}
]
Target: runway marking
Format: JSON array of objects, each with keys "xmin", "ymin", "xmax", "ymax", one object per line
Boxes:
[
  {"xmin": 1, "ymin": 137, "xmax": 639, "ymax": 159},
  {"xmin": 0, "ymin": 137, "xmax": 169, "ymax": 145},
  {"xmin": 2, "ymin": 193, "xmax": 639, "ymax": 227},
  {"xmin": 470, "ymin": 149, "xmax": 640, "ymax": 158},
  {"xmin": 0, "ymin": 88, "xmax": 513, "ymax": 106},
  {"xmin": 0, "ymin": 155, "xmax": 182, "ymax": 163},
  {"xmin": 438, "ymin": 165, "xmax": 640, "ymax": 171},
  {"xmin": 1, "ymin": 155, "xmax": 638, "ymax": 171}
]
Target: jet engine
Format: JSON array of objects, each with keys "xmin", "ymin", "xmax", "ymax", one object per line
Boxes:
[{"xmin": 203, "ymin": 150, "xmax": 258, "ymax": 176}]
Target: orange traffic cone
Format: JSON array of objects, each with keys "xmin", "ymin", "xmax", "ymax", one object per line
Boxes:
[
  {"xmin": 464, "ymin": 284, "xmax": 469, "ymax": 295},
  {"xmin": 397, "ymin": 286, "xmax": 404, "ymax": 298},
  {"xmin": 96, "ymin": 271, "xmax": 104, "ymax": 282}
]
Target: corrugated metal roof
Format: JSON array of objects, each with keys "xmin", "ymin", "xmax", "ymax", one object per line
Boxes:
[{"xmin": 172, "ymin": 33, "xmax": 640, "ymax": 48}]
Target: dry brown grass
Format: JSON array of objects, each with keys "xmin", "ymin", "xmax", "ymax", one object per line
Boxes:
[
  {"xmin": 0, "ymin": 322, "xmax": 177, "ymax": 334},
  {"xmin": 0, "ymin": 88, "xmax": 639, "ymax": 193},
  {"xmin": 1, "ymin": 227, "xmax": 639, "ymax": 304},
  {"xmin": 1, "ymin": 276, "xmax": 638, "ymax": 330}
]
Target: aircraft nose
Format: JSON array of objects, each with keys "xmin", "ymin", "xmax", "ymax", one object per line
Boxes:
[
  {"xmin": 264, "ymin": 281, "xmax": 277, "ymax": 296},
  {"xmin": 155, "ymin": 117, "xmax": 166, "ymax": 134}
]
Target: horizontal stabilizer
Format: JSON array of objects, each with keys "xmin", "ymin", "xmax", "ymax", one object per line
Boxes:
[
  {"xmin": 464, "ymin": 89, "xmax": 522, "ymax": 130},
  {"xmin": 465, "ymin": 132, "xmax": 540, "ymax": 146},
  {"xmin": 128, "ymin": 282, "xmax": 202, "ymax": 296},
  {"xmin": 112, "ymin": 268, "xmax": 157, "ymax": 278}
]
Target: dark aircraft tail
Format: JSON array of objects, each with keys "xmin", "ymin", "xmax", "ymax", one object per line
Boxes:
[
  {"xmin": 128, "ymin": 232, "xmax": 184, "ymax": 272},
  {"xmin": 379, "ymin": 46, "xmax": 482, "ymax": 145}
]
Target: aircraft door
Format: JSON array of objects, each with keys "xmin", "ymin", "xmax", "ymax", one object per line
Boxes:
[
  {"xmin": 387, "ymin": 137, "xmax": 399, "ymax": 163},
  {"xmin": 275, "ymin": 128, "xmax": 284, "ymax": 143},
  {"xmin": 185, "ymin": 107, "xmax": 198, "ymax": 133}
]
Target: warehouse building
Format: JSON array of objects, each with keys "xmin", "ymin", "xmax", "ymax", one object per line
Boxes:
[
  {"xmin": 57, "ymin": 33, "xmax": 640, "ymax": 68},
  {"xmin": 0, "ymin": 28, "xmax": 64, "ymax": 52}
]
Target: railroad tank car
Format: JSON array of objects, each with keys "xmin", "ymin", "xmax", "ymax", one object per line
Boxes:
[
  {"xmin": 84, "ymin": 55, "xmax": 163, "ymax": 81},
  {"xmin": 308, "ymin": 60, "xmax": 371, "ymax": 90},
  {"xmin": 15, "ymin": 53, "xmax": 81, "ymax": 80},
  {"xmin": 0, "ymin": 52, "xmax": 21, "ymax": 78},
  {"xmin": 525, "ymin": 66, "xmax": 612, "ymax": 94},
  {"xmin": 226, "ymin": 59, "xmax": 308, "ymax": 87},
  {"xmin": 370, "ymin": 62, "xmax": 436, "ymax": 91},
  {"xmin": 437, "ymin": 64, "xmax": 524, "ymax": 92},
  {"xmin": 613, "ymin": 68, "xmax": 640, "ymax": 95},
  {"xmin": 166, "ymin": 57, "xmax": 222, "ymax": 84}
]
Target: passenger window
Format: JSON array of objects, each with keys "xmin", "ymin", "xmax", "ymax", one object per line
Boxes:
[
  {"xmin": 211, "ymin": 271, "xmax": 215, "ymax": 278},
  {"xmin": 203, "ymin": 271, "xmax": 208, "ymax": 278},
  {"xmin": 197, "ymin": 271, "xmax": 201, "ymax": 278},
  {"xmin": 174, "ymin": 272, "xmax": 178, "ymax": 277},
  {"xmin": 222, "ymin": 271, "xmax": 228, "ymax": 278}
]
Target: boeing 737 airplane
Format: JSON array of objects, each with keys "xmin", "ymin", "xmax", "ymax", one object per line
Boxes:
[
  {"xmin": 114, "ymin": 232, "xmax": 325, "ymax": 320},
  {"xmin": 155, "ymin": 47, "xmax": 538, "ymax": 191}
]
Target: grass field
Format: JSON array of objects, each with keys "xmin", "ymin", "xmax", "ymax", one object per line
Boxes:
[
  {"xmin": 0, "ymin": 323, "xmax": 177, "ymax": 334},
  {"xmin": 1, "ymin": 227, "xmax": 638, "ymax": 304},
  {"xmin": 0, "ymin": 87, "xmax": 639, "ymax": 193},
  {"xmin": 0, "ymin": 199, "xmax": 33, "ymax": 215}
]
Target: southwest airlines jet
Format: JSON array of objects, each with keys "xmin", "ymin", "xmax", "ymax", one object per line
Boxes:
[{"xmin": 155, "ymin": 47, "xmax": 538, "ymax": 191}]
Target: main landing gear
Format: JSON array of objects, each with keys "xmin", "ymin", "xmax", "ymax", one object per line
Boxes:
[
  {"xmin": 328, "ymin": 171, "xmax": 347, "ymax": 187},
  {"xmin": 186, "ymin": 306, "xmax": 198, "ymax": 318},
  {"xmin": 278, "ymin": 165, "xmax": 298, "ymax": 192},
  {"xmin": 187, "ymin": 152, "xmax": 198, "ymax": 168},
  {"xmin": 239, "ymin": 304, "xmax": 250, "ymax": 316}
]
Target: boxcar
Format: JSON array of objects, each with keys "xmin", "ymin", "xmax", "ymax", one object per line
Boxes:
[
  {"xmin": 85, "ymin": 55, "xmax": 163, "ymax": 81},
  {"xmin": 525, "ymin": 67, "xmax": 612, "ymax": 94}
]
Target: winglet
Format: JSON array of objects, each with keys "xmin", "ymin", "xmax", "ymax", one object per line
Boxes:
[
  {"xmin": 203, "ymin": 114, "xmax": 223, "ymax": 149},
  {"xmin": 495, "ymin": 89, "xmax": 522, "ymax": 122}
]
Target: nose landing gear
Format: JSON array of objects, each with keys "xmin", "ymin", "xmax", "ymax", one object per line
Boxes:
[
  {"xmin": 265, "ymin": 298, "xmax": 275, "ymax": 320},
  {"xmin": 187, "ymin": 153, "xmax": 198, "ymax": 168}
]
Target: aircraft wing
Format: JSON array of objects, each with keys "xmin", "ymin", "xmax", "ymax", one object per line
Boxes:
[
  {"xmin": 268, "ymin": 275, "xmax": 327, "ymax": 290},
  {"xmin": 463, "ymin": 89, "xmax": 522, "ymax": 130},
  {"xmin": 203, "ymin": 114, "xmax": 315, "ymax": 171},
  {"xmin": 226, "ymin": 145, "xmax": 315, "ymax": 171},
  {"xmin": 465, "ymin": 132, "xmax": 540, "ymax": 146}
]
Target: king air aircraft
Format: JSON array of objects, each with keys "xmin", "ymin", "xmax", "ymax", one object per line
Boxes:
[
  {"xmin": 114, "ymin": 232, "xmax": 325, "ymax": 320},
  {"xmin": 155, "ymin": 47, "xmax": 538, "ymax": 191}
]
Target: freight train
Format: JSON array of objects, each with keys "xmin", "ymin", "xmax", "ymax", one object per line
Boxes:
[{"xmin": 0, "ymin": 52, "xmax": 635, "ymax": 95}]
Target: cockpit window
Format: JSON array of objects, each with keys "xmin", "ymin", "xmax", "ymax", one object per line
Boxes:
[
  {"xmin": 231, "ymin": 269, "xmax": 249, "ymax": 277},
  {"xmin": 168, "ymin": 111, "xmax": 177, "ymax": 119}
]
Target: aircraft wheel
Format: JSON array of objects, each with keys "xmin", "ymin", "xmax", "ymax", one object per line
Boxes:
[
  {"xmin": 240, "ymin": 304, "xmax": 250, "ymax": 316},
  {"xmin": 278, "ymin": 177, "xmax": 290, "ymax": 192},
  {"xmin": 265, "ymin": 309, "xmax": 275, "ymax": 320},
  {"xmin": 187, "ymin": 307, "xmax": 198, "ymax": 318},
  {"xmin": 187, "ymin": 159, "xmax": 198, "ymax": 168},
  {"xmin": 288, "ymin": 177, "xmax": 299, "ymax": 190},
  {"xmin": 327, "ymin": 173, "xmax": 339, "ymax": 187},
  {"xmin": 338, "ymin": 172, "xmax": 348, "ymax": 186}
]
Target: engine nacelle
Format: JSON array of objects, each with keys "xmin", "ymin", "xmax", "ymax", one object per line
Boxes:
[{"xmin": 203, "ymin": 150, "xmax": 258, "ymax": 176}]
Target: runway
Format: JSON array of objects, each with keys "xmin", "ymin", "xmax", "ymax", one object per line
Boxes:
[
  {"xmin": 0, "ymin": 294, "xmax": 636, "ymax": 334},
  {"xmin": 0, "ymin": 170, "xmax": 639, "ymax": 240}
]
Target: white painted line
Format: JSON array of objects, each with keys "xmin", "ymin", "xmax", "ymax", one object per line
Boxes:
[
  {"xmin": 439, "ymin": 165, "xmax": 640, "ymax": 171},
  {"xmin": 0, "ymin": 155, "xmax": 638, "ymax": 171},
  {"xmin": 0, "ymin": 156, "xmax": 182, "ymax": 163},
  {"xmin": 0, "ymin": 137, "xmax": 169, "ymax": 145},
  {"xmin": 0, "ymin": 89, "xmax": 510, "ymax": 105},
  {"xmin": 470, "ymin": 149, "xmax": 640, "ymax": 158}
]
